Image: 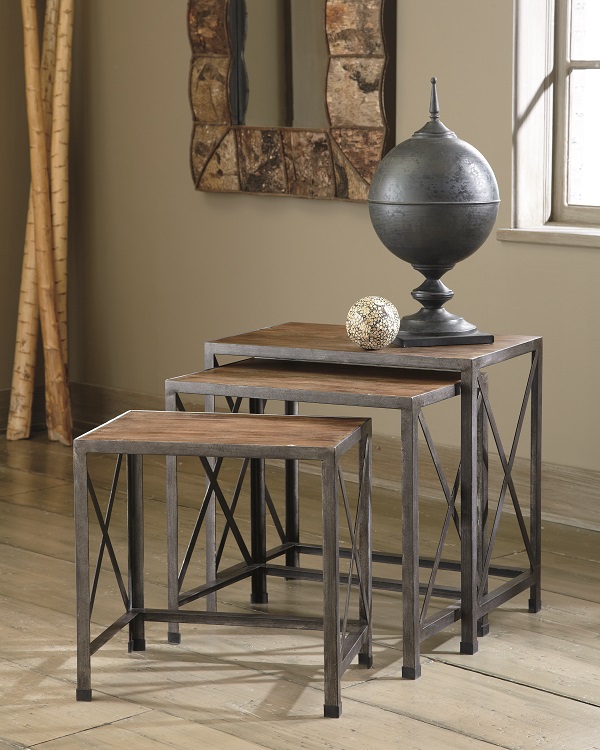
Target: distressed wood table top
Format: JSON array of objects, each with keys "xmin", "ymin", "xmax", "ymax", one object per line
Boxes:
[
  {"xmin": 75, "ymin": 410, "xmax": 368, "ymax": 459},
  {"xmin": 168, "ymin": 358, "xmax": 461, "ymax": 409},
  {"xmin": 207, "ymin": 322, "xmax": 541, "ymax": 370}
]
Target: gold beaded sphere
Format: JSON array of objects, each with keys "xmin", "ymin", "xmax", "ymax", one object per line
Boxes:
[{"xmin": 346, "ymin": 296, "xmax": 400, "ymax": 350}]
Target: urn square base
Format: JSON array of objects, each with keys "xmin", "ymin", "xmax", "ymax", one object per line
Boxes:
[{"xmin": 394, "ymin": 329, "xmax": 494, "ymax": 348}]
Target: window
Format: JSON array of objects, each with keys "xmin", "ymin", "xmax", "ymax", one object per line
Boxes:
[
  {"xmin": 553, "ymin": 0, "xmax": 600, "ymax": 223},
  {"xmin": 498, "ymin": 0, "xmax": 600, "ymax": 247}
]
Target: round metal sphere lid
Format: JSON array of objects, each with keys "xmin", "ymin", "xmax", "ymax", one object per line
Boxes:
[{"xmin": 368, "ymin": 78, "xmax": 500, "ymax": 206}]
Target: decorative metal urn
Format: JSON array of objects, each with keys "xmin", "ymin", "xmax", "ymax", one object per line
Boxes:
[{"xmin": 368, "ymin": 78, "xmax": 500, "ymax": 347}]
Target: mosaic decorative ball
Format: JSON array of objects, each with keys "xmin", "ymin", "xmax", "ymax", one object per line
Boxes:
[{"xmin": 346, "ymin": 296, "xmax": 400, "ymax": 350}]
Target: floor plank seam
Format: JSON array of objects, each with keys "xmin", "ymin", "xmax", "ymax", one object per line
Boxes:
[
  {"xmin": 428, "ymin": 657, "xmax": 600, "ymax": 709},
  {"xmin": 332, "ymin": 694, "xmax": 513, "ymax": 749},
  {"xmin": 25, "ymin": 710, "xmax": 155, "ymax": 749},
  {"xmin": 482, "ymin": 549, "xmax": 527, "ymax": 560},
  {"xmin": 0, "ymin": 498, "xmax": 72, "ymax": 522},
  {"xmin": 545, "ymin": 549, "xmax": 600, "ymax": 564},
  {"xmin": 0, "ymin": 478, "xmax": 71, "ymax": 494},
  {"xmin": 539, "ymin": 586, "xmax": 599, "ymax": 605},
  {"xmin": 123, "ymin": 706, "xmax": 313, "ymax": 750}
]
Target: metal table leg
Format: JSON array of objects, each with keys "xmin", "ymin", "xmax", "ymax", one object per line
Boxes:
[
  {"xmin": 460, "ymin": 366, "xmax": 479, "ymax": 655},
  {"xmin": 401, "ymin": 403, "xmax": 421, "ymax": 678},
  {"xmin": 74, "ymin": 447, "xmax": 92, "ymax": 701},
  {"xmin": 166, "ymin": 454, "xmax": 180, "ymax": 644},
  {"xmin": 127, "ymin": 454, "xmax": 145, "ymax": 652},
  {"xmin": 250, "ymin": 398, "xmax": 268, "ymax": 604},
  {"xmin": 322, "ymin": 454, "xmax": 341, "ymax": 718},
  {"xmin": 358, "ymin": 430, "xmax": 373, "ymax": 669},
  {"xmin": 204, "ymin": 349, "xmax": 218, "ymax": 612},
  {"xmin": 285, "ymin": 400, "xmax": 300, "ymax": 569},
  {"xmin": 477, "ymin": 372, "xmax": 490, "ymax": 637},
  {"xmin": 529, "ymin": 345, "xmax": 543, "ymax": 613}
]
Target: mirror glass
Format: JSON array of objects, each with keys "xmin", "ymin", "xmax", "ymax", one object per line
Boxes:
[{"xmin": 244, "ymin": 0, "xmax": 329, "ymax": 128}]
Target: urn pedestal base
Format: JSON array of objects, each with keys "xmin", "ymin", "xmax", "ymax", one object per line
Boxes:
[{"xmin": 392, "ymin": 273, "xmax": 494, "ymax": 348}]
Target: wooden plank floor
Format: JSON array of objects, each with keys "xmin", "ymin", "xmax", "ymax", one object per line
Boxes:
[{"xmin": 0, "ymin": 434, "xmax": 599, "ymax": 748}]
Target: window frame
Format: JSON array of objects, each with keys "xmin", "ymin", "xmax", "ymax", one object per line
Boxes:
[
  {"xmin": 552, "ymin": 0, "xmax": 600, "ymax": 225},
  {"xmin": 497, "ymin": 0, "xmax": 600, "ymax": 247}
]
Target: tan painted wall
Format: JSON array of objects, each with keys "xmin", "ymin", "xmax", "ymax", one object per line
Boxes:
[{"xmin": 3, "ymin": 0, "xmax": 599, "ymax": 470}]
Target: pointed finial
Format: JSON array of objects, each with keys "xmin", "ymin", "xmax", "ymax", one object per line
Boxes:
[
  {"xmin": 429, "ymin": 77, "xmax": 440, "ymax": 121},
  {"xmin": 411, "ymin": 76, "xmax": 454, "ymax": 138}
]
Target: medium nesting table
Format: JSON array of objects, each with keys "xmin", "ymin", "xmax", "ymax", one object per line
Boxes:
[
  {"xmin": 166, "ymin": 358, "xmax": 462, "ymax": 677},
  {"xmin": 202, "ymin": 322, "xmax": 543, "ymax": 659},
  {"xmin": 74, "ymin": 410, "xmax": 372, "ymax": 718}
]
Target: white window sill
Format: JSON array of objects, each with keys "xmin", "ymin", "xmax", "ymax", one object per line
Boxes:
[{"xmin": 497, "ymin": 225, "xmax": 600, "ymax": 249}]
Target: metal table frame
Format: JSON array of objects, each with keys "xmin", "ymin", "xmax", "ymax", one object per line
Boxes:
[
  {"xmin": 166, "ymin": 358, "xmax": 466, "ymax": 678},
  {"xmin": 74, "ymin": 410, "xmax": 373, "ymax": 718},
  {"xmin": 203, "ymin": 323, "xmax": 543, "ymax": 658}
]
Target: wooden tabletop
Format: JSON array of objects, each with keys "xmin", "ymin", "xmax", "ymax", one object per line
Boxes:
[
  {"xmin": 207, "ymin": 322, "xmax": 541, "ymax": 370},
  {"xmin": 168, "ymin": 358, "xmax": 461, "ymax": 408},
  {"xmin": 75, "ymin": 411, "xmax": 369, "ymax": 459}
]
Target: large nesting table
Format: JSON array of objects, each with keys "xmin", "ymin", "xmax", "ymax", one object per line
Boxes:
[{"xmin": 202, "ymin": 322, "xmax": 543, "ymax": 658}]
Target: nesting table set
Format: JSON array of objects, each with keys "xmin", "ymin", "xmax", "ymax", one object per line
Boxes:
[{"xmin": 74, "ymin": 321, "xmax": 542, "ymax": 717}]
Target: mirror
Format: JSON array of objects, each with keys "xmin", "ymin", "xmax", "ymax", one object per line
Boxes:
[
  {"xmin": 243, "ymin": 0, "xmax": 329, "ymax": 128},
  {"xmin": 188, "ymin": 0, "xmax": 396, "ymax": 201}
]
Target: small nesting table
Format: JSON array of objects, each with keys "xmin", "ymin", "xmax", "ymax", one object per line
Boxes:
[
  {"xmin": 74, "ymin": 410, "xmax": 372, "ymax": 718},
  {"xmin": 166, "ymin": 358, "xmax": 463, "ymax": 678},
  {"xmin": 202, "ymin": 323, "xmax": 543, "ymax": 659}
]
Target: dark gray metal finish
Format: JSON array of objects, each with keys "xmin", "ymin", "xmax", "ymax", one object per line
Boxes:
[
  {"xmin": 127, "ymin": 455, "xmax": 145, "ymax": 652},
  {"xmin": 204, "ymin": 347, "xmax": 218, "ymax": 612},
  {"xmin": 73, "ymin": 411, "xmax": 372, "ymax": 718},
  {"xmin": 529, "ymin": 347, "xmax": 543, "ymax": 613},
  {"xmin": 285, "ymin": 400, "xmax": 300, "ymax": 569},
  {"xmin": 201, "ymin": 324, "xmax": 543, "ymax": 672},
  {"xmin": 459, "ymin": 366, "xmax": 479, "ymax": 655},
  {"xmin": 393, "ymin": 328, "xmax": 494, "ymax": 348},
  {"xmin": 250, "ymin": 398, "xmax": 268, "ymax": 604},
  {"xmin": 368, "ymin": 202, "xmax": 499, "ymax": 267},
  {"xmin": 166, "ymin": 454, "xmax": 180, "ymax": 644},
  {"xmin": 368, "ymin": 78, "xmax": 500, "ymax": 343},
  {"xmin": 167, "ymin": 357, "xmax": 468, "ymax": 676},
  {"xmin": 477, "ymin": 373, "xmax": 490, "ymax": 637},
  {"xmin": 74, "ymin": 446, "xmax": 91, "ymax": 700},
  {"xmin": 401, "ymin": 404, "xmax": 421, "ymax": 679}
]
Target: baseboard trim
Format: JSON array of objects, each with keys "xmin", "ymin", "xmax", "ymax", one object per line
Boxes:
[
  {"xmin": 70, "ymin": 382, "xmax": 165, "ymax": 435},
  {"xmin": 0, "ymin": 382, "xmax": 165, "ymax": 438},
  {"xmin": 1, "ymin": 382, "xmax": 598, "ymax": 532},
  {"xmin": 295, "ymin": 439, "xmax": 600, "ymax": 533}
]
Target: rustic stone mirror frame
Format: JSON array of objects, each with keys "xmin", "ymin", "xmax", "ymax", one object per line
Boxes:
[{"xmin": 188, "ymin": 0, "xmax": 396, "ymax": 201}]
